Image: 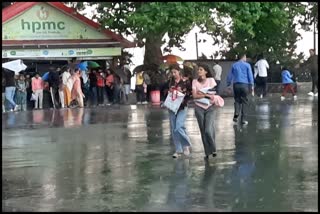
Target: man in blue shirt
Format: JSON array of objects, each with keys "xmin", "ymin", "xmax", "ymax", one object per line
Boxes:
[{"xmin": 226, "ymin": 53, "xmax": 254, "ymax": 125}]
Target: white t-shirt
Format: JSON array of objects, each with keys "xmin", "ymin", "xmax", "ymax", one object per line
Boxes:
[
  {"xmin": 213, "ymin": 64, "xmax": 222, "ymax": 81},
  {"xmin": 254, "ymin": 59, "xmax": 269, "ymax": 78}
]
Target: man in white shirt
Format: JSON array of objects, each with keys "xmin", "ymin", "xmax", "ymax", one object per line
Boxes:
[
  {"xmin": 254, "ymin": 54, "xmax": 269, "ymax": 98},
  {"xmin": 212, "ymin": 61, "xmax": 222, "ymax": 94}
]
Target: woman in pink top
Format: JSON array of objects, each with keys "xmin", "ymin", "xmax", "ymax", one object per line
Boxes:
[
  {"xmin": 31, "ymin": 73, "xmax": 44, "ymax": 109},
  {"xmin": 71, "ymin": 68, "xmax": 84, "ymax": 108},
  {"xmin": 192, "ymin": 63, "xmax": 217, "ymax": 160}
]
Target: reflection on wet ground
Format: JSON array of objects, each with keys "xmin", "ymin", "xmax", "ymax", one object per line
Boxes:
[{"xmin": 2, "ymin": 97, "xmax": 318, "ymax": 211}]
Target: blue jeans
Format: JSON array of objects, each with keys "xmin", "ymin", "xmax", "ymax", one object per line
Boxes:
[
  {"xmin": 5, "ymin": 86, "xmax": 16, "ymax": 110},
  {"xmin": 169, "ymin": 107, "xmax": 192, "ymax": 153}
]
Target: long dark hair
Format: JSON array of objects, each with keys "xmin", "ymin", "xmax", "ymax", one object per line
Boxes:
[{"xmin": 197, "ymin": 63, "xmax": 212, "ymax": 82}]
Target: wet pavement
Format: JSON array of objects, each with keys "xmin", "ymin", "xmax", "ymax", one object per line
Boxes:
[{"xmin": 2, "ymin": 96, "xmax": 318, "ymax": 212}]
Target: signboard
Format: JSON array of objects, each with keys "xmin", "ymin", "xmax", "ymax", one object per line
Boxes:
[
  {"xmin": 2, "ymin": 3, "xmax": 109, "ymax": 40},
  {"xmin": 2, "ymin": 47, "xmax": 121, "ymax": 58}
]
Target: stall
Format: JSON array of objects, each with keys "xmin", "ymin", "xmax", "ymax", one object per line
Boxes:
[{"xmin": 2, "ymin": 2, "xmax": 135, "ymax": 73}]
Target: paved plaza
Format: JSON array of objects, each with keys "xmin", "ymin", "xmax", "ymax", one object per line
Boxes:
[{"xmin": 2, "ymin": 96, "xmax": 318, "ymax": 212}]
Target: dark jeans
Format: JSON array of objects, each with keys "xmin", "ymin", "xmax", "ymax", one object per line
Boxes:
[
  {"xmin": 105, "ymin": 86, "xmax": 114, "ymax": 103},
  {"xmin": 233, "ymin": 83, "xmax": 250, "ymax": 122},
  {"xmin": 194, "ymin": 105, "xmax": 216, "ymax": 156},
  {"xmin": 50, "ymin": 87, "xmax": 60, "ymax": 108},
  {"xmin": 215, "ymin": 80, "xmax": 221, "ymax": 95},
  {"xmin": 255, "ymin": 76, "xmax": 267, "ymax": 97},
  {"xmin": 90, "ymin": 86, "xmax": 98, "ymax": 106},
  {"xmin": 97, "ymin": 86, "xmax": 104, "ymax": 105},
  {"xmin": 113, "ymin": 84, "xmax": 121, "ymax": 104},
  {"xmin": 311, "ymin": 74, "xmax": 318, "ymax": 93},
  {"xmin": 135, "ymin": 85, "xmax": 146, "ymax": 102}
]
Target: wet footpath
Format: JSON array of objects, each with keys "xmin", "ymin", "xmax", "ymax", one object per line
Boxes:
[{"xmin": 2, "ymin": 96, "xmax": 318, "ymax": 212}]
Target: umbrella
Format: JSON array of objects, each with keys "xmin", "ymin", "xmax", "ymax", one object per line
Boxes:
[
  {"xmin": 133, "ymin": 64, "xmax": 146, "ymax": 74},
  {"xmin": 87, "ymin": 61, "xmax": 100, "ymax": 68},
  {"xmin": 42, "ymin": 72, "xmax": 49, "ymax": 81},
  {"xmin": 2, "ymin": 59, "xmax": 27, "ymax": 75},
  {"xmin": 162, "ymin": 54, "xmax": 183, "ymax": 64},
  {"xmin": 77, "ymin": 62, "xmax": 88, "ymax": 71}
]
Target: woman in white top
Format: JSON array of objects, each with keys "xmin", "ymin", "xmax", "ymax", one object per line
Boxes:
[{"xmin": 192, "ymin": 63, "xmax": 217, "ymax": 160}]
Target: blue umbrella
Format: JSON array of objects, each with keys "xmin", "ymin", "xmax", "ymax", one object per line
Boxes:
[
  {"xmin": 42, "ymin": 72, "xmax": 49, "ymax": 81},
  {"xmin": 77, "ymin": 61, "xmax": 88, "ymax": 71}
]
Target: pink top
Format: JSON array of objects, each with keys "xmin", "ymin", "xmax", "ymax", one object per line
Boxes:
[
  {"xmin": 71, "ymin": 74, "xmax": 83, "ymax": 99},
  {"xmin": 31, "ymin": 77, "xmax": 44, "ymax": 91},
  {"xmin": 192, "ymin": 77, "xmax": 217, "ymax": 109}
]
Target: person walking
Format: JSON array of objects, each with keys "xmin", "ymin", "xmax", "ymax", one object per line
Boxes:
[
  {"xmin": 306, "ymin": 49, "xmax": 318, "ymax": 97},
  {"xmin": 4, "ymin": 69, "xmax": 19, "ymax": 111},
  {"xmin": 168, "ymin": 64, "xmax": 192, "ymax": 158},
  {"xmin": 15, "ymin": 74, "xmax": 27, "ymax": 111},
  {"xmin": 105, "ymin": 69, "xmax": 114, "ymax": 104},
  {"xmin": 96, "ymin": 69, "xmax": 105, "ymax": 106},
  {"xmin": 280, "ymin": 67, "xmax": 297, "ymax": 101},
  {"xmin": 71, "ymin": 68, "xmax": 85, "ymax": 108},
  {"xmin": 122, "ymin": 64, "xmax": 132, "ymax": 104},
  {"xmin": 254, "ymin": 53, "xmax": 269, "ymax": 98},
  {"xmin": 212, "ymin": 60, "xmax": 222, "ymax": 94},
  {"xmin": 62, "ymin": 67, "xmax": 72, "ymax": 108},
  {"xmin": 135, "ymin": 70, "xmax": 146, "ymax": 104},
  {"xmin": 48, "ymin": 67, "xmax": 61, "ymax": 108},
  {"xmin": 192, "ymin": 63, "xmax": 218, "ymax": 159},
  {"xmin": 226, "ymin": 53, "xmax": 254, "ymax": 125},
  {"xmin": 31, "ymin": 73, "xmax": 44, "ymax": 109},
  {"xmin": 88, "ymin": 69, "xmax": 98, "ymax": 107}
]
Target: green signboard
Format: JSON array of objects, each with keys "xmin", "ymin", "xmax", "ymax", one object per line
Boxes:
[
  {"xmin": 2, "ymin": 3, "xmax": 109, "ymax": 40},
  {"xmin": 2, "ymin": 47, "xmax": 121, "ymax": 58}
]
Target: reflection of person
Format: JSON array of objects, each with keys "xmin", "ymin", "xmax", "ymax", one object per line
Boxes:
[
  {"xmin": 167, "ymin": 159, "xmax": 190, "ymax": 210},
  {"xmin": 212, "ymin": 61, "xmax": 222, "ymax": 95},
  {"xmin": 192, "ymin": 63, "xmax": 217, "ymax": 159},
  {"xmin": 280, "ymin": 67, "xmax": 297, "ymax": 101},
  {"xmin": 254, "ymin": 53, "xmax": 269, "ymax": 98},
  {"xmin": 168, "ymin": 64, "xmax": 192, "ymax": 158},
  {"xmin": 31, "ymin": 73, "xmax": 44, "ymax": 109},
  {"xmin": 226, "ymin": 53, "xmax": 254, "ymax": 125},
  {"xmin": 306, "ymin": 49, "xmax": 318, "ymax": 97}
]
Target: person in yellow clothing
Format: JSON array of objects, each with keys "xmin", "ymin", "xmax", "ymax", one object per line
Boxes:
[{"xmin": 135, "ymin": 70, "xmax": 146, "ymax": 104}]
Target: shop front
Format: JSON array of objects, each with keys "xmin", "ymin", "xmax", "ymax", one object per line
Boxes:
[{"xmin": 2, "ymin": 2, "xmax": 135, "ymax": 73}]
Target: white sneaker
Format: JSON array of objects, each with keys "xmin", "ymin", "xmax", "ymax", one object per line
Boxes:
[
  {"xmin": 280, "ymin": 96, "xmax": 285, "ymax": 101},
  {"xmin": 137, "ymin": 102, "xmax": 142, "ymax": 105},
  {"xmin": 142, "ymin": 101, "xmax": 148, "ymax": 104},
  {"xmin": 14, "ymin": 105, "xmax": 19, "ymax": 111},
  {"xmin": 172, "ymin": 152, "xmax": 181, "ymax": 158},
  {"xmin": 314, "ymin": 92, "xmax": 318, "ymax": 97},
  {"xmin": 183, "ymin": 147, "xmax": 191, "ymax": 156},
  {"xmin": 260, "ymin": 95, "xmax": 263, "ymax": 98},
  {"xmin": 308, "ymin": 91, "xmax": 314, "ymax": 96},
  {"xmin": 293, "ymin": 95, "xmax": 297, "ymax": 100}
]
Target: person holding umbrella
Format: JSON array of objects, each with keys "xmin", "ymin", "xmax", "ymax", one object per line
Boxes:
[{"xmin": 48, "ymin": 66, "xmax": 61, "ymax": 108}]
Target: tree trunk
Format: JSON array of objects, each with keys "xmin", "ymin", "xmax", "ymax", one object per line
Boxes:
[{"xmin": 143, "ymin": 35, "xmax": 163, "ymax": 66}]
